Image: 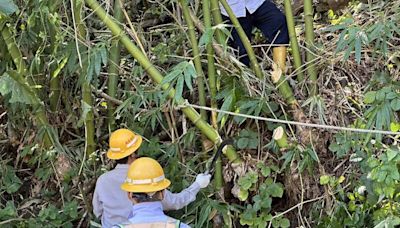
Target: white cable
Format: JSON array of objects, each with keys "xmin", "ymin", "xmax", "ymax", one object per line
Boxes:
[{"xmin": 183, "ymin": 103, "xmax": 400, "ymax": 136}]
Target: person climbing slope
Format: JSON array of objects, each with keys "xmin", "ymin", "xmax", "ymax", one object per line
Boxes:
[
  {"xmin": 221, "ymin": 0, "xmax": 289, "ymax": 71},
  {"xmin": 93, "ymin": 128, "xmax": 211, "ymax": 227},
  {"xmin": 113, "ymin": 157, "xmax": 190, "ymax": 228}
]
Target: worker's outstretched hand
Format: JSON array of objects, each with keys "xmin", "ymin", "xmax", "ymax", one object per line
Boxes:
[{"xmin": 195, "ymin": 173, "xmax": 211, "ymax": 188}]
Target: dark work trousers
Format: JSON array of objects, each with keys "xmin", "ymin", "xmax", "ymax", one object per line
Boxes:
[{"xmin": 222, "ymin": 0, "xmax": 289, "ymax": 66}]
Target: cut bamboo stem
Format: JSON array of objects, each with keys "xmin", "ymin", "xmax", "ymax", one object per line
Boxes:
[
  {"xmin": 273, "ymin": 126, "xmax": 289, "ymax": 149},
  {"xmin": 85, "ymin": 0, "xmax": 242, "ymax": 163}
]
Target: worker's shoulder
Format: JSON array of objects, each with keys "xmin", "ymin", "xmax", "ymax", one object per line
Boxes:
[{"xmin": 96, "ymin": 168, "xmax": 120, "ymax": 183}]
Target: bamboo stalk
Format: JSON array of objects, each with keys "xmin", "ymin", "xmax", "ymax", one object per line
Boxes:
[
  {"xmin": 304, "ymin": 0, "xmax": 318, "ymax": 95},
  {"xmin": 107, "ymin": 0, "xmax": 124, "ymax": 131},
  {"xmin": 203, "ymin": 0, "xmax": 218, "ymax": 129},
  {"xmin": 48, "ymin": 1, "xmax": 63, "ymax": 112},
  {"xmin": 218, "ymin": 0, "xmax": 264, "ymax": 79},
  {"xmin": 178, "ymin": 0, "xmax": 207, "ymax": 121},
  {"xmin": 84, "ymin": 0, "xmax": 242, "ymax": 163},
  {"xmin": 73, "ymin": 0, "xmax": 96, "ymax": 156},
  {"xmin": 204, "ymin": 0, "xmax": 223, "ymax": 189},
  {"xmin": 283, "ymin": 0, "xmax": 304, "ymax": 82},
  {"xmin": 271, "ymin": 63, "xmax": 296, "ymax": 105},
  {"xmin": 1, "ymin": 25, "xmax": 52, "ymax": 147},
  {"xmin": 210, "ymin": 0, "xmax": 226, "ymax": 46}
]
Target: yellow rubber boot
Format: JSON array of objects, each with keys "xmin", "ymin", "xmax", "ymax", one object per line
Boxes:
[{"xmin": 272, "ymin": 46, "xmax": 287, "ymax": 73}]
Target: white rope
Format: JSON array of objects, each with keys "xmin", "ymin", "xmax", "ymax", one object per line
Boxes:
[{"xmin": 182, "ymin": 103, "xmax": 400, "ymax": 136}]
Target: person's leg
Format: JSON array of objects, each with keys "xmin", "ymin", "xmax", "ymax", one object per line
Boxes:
[
  {"xmin": 222, "ymin": 14, "xmax": 253, "ymax": 66},
  {"xmin": 252, "ymin": 0, "xmax": 289, "ymax": 71}
]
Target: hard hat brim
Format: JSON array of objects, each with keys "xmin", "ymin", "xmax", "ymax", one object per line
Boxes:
[
  {"xmin": 120, "ymin": 179, "xmax": 171, "ymax": 193},
  {"xmin": 106, "ymin": 135, "xmax": 143, "ymax": 160}
]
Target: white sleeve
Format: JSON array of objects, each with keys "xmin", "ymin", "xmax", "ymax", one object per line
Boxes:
[
  {"xmin": 92, "ymin": 180, "xmax": 103, "ymax": 218},
  {"xmin": 161, "ymin": 182, "xmax": 201, "ymax": 211}
]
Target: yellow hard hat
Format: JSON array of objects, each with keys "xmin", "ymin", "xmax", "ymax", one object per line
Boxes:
[
  {"xmin": 121, "ymin": 157, "xmax": 171, "ymax": 193},
  {"xmin": 107, "ymin": 129, "xmax": 143, "ymax": 160}
]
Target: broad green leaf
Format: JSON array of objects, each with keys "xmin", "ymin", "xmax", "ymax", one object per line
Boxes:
[
  {"xmin": 260, "ymin": 166, "xmax": 271, "ymax": 177},
  {"xmin": 0, "ymin": 201, "xmax": 17, "ymax": 219},
  {"xmin": 364, "ymin": 91, "xmax": 376, "ymax": 104},
  {"xmin": 238, "ymin": 188, "xmax": 249, "ymax": 201},
  {"xmin": 390, "ymin": 99, "xmax": 400, "ymax": 111},
  {"xmin": 0, "ymin": 0, "xmax": 18, "ymax": 16},
  {"xmin": 387, "ymin": 149, "xmax": 398, "ymax": 162},
  {"xmin": 237, "ymin": 138, "xmax": 248, "ymax": 149},
  {"xmin": 3, "ymin": 166, "xmax": 22, "ymax": 194},
  {"xmin": 238, "ymin": 172, "xmax": 258, "ymax": 190},
  {"xmin": 280, "ymin": 218, "xmax": 290, "ymax": 228},
  {"xmin": 0, "ymin": 73, "xmax": 37, "ymax": 104},
  {"xmin": 390, "ymin": 122, "xmax": 400, "ymax": 132},
  {"xmin": 376, "ymin": 89, "xmax": 386, "ymax": 102},
  {"xmin": 267, "ymin": 183, "xmax": 284, "ymax": 198},
  {"xmin": 320, "ymin": 175, "xmax": 330, "ymax": 185}
]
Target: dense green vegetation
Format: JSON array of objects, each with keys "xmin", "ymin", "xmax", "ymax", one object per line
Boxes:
[{"xmin": 0, "ymin": 0, "xmax": 399, "ymax": 227}]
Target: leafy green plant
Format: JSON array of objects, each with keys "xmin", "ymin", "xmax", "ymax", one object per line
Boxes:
[
  {"xmin": 161, "ymin": 60, "xmax": 197, "ymax": 102},
  {"xmin": 363, "ymin": 86, "xmax": 400, "ymax": 141},
  {"xmin": 236, "ymin": 129, "xmax": 259, "ymax": 149},
  {"xmin": 237, "ymin": 163, "xmax": 289, "ymax": 228}
]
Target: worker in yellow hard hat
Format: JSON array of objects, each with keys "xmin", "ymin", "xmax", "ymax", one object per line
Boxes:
[
  {"xmin": 113, "ymin": 157, "xmax": 190, "ymax": 228},
  {"xmin": 93, "ymin": 129, "xmax": 211, "ymax": 228}
]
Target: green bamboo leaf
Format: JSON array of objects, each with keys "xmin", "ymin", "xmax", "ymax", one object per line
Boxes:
[
  {"xmin": 183, "ymin": 70, "xmax": 193, "ymax": 91},
  {"xmin": 0, "ymin": 0, "xmax": 18, "ymax": 16},
  {"xmin": 94, "ymin": 52, "xmax": 101, "ymax": 76},
  {"xmin": 199, "ymin": 27, "xmax": 214, "ymax": 47},
  {"xmin": 343, "ymin": 42, "xmax": 355, "ymax": 61},
  {"xmin": 217, "ymin": 92, "xmax": 233, "ymax": 122},
  {"xmin": 174, "ymin": 76, "xmax": 184, "ymax": 101},
  {"xmin": 100, "ymin": 45, "xmax": 108, "ymax": 65},
  {"xmin": 161, "ymin": 70, "xmax": 180, "ymax": 85},
  {"xmin": 52, "ymin": 56, "xmax": 69, "ymax": 79},
  {"xmin": 0, "ymin": 72, "xmax": 37, "ymax": 104},
  {"xmin": 355, "ymin": 36, "xmax": 361, "ymax": 64}
]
